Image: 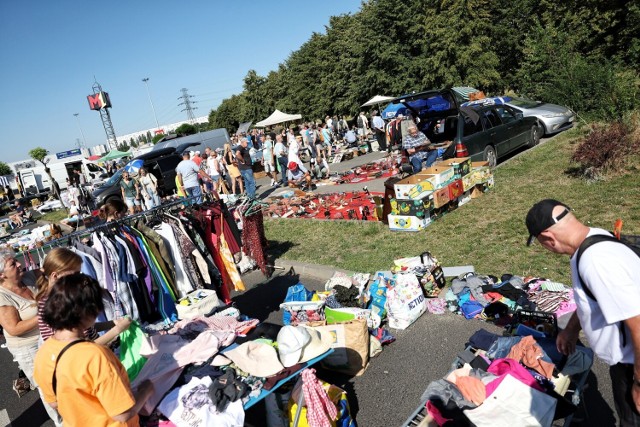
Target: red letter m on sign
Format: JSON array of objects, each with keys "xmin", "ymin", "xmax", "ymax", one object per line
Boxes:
[{"xmin": 87, "ymin": 93, "xmax": 104, "ymax": 110}]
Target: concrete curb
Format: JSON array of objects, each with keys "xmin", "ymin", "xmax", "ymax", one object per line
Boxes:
[{"xmin": 272, "ymin": 259, "xmax": 353, "ymax": 281}]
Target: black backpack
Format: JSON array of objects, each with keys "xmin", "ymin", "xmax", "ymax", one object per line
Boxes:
[{"xmin": 575, "ymin": 232, "xmax": 640, "ymax": 345}]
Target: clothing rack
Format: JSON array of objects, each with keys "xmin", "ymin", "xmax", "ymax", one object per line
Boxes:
[{"xmin": 32, "ymin": 196, "xmax": 204, "ymax": 253}]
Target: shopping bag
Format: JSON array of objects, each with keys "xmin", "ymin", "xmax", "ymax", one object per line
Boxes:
[
  {"xmin": 385, "ymin": 273, "xmax": 427, "ymax": 329},
  {"xmin": 311, "ymin": 319, "xmax": 370, "ymax": 376},
  {"xmin": 282, "ymin": 283, "xmax": 315, "ymax": 325},
  {"xmin": 119, "ymin": 320, "xmax": 148, "ymax": 381},
  {"xmin": 280, "ymin": 300, "xmax": 326, "ymax": 325},
  {"xmin": 288, "ymin": 379, "xmax": 356, "ymax": 427}
]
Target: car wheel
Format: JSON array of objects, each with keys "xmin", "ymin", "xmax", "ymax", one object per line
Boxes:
[
  {"xmin": 483, "ymin": 145, "xmax": 497, "ymax": 167},
  {"xmin": 528, "ymin": 125, "xmax": 541, "ymax": 147}
]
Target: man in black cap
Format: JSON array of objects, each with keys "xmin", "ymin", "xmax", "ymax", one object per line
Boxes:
[{"xmin": 526, "ymin": 199, "xmax": 640, "ymax": 424}]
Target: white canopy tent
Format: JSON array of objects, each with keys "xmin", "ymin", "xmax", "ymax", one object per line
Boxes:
[
  {"xmin": 254, "ymin": 110, "xmax": 302, "ymax": 127},
  {"xmin": 361, "ymin": 95, "xmax": 395, "ymax": 108}
]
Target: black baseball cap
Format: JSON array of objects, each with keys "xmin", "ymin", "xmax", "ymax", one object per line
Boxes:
[{"xmin": 525, "ymin": 199, "xmax": 571, "ymax": 246}]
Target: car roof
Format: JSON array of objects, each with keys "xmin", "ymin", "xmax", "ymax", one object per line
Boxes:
[{"xmin": 134, "ymin": 147, "xmax": 177, "ymax": 161}]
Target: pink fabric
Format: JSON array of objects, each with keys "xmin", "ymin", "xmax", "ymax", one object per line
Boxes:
[
  {"xmin": 301, "ymin": 368, "xmax": 337, "ymax": 427},
  {"xmin": 506, "ymin": 335, "xmax": 555, "ymax": 378},
  {"xmin": 426, "ymin": 400, "xmax": 452, "ymax": 426},
  {"xmin": 486, "ymin": 358, "xmax": 544, "ymax": 397},
  {"xmin": 168, "ymin": 315, "xmax": 259, "ymax": 338}
]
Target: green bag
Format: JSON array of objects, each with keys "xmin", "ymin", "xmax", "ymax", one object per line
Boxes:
[{"xmin": 119, "ymin": 321, "xmax": 148, "ymax": 381}]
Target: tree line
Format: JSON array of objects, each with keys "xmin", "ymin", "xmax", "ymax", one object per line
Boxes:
[{"xmin": 208, "ymin": 0, "xmax": 639, "ymax": 132}]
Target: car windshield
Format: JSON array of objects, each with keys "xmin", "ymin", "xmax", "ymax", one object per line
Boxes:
[
  {"xmin": 509, "ymin": 97, "xmax": 540, "ymax": 109},
  {"xmin": 104, "ymin": 168, "xmax": 123, "ymax": 186}
]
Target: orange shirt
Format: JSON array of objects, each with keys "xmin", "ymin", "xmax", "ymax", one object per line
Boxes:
[{"xmin": 34, "ymin": 339, "xmax": 138, "ymax": 427}]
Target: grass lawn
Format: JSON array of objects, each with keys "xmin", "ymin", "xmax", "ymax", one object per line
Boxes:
[
  {"xmin": 264, "ymin": 126, "xmax": 640, "ymax": 284},
  {"xmin": 39, "ymin": 209, "xmax": 69, "ymax": 223}
]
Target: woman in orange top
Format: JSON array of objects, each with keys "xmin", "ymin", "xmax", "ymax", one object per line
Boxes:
[{"xmin": 34, "ymin": 273, "xmax": 153, "ymax": 427}]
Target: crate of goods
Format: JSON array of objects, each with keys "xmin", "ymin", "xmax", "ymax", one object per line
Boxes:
[
  {"xmin": 462, "ymin": 173, "xmax": 475, "ymax": 191},
  {"xmin": 471, "ymin": 161, "xmax": 492, "ymax": 184},
  {"xmin": 436, "ymin": 157, "xmax": 471, "ymax": 178},
  {"xmin": 388, "ymin": 214, "xmax": 431, "ymax": 232},
  {"xmin": 447, "ymin": 179, "xmax": 464, "ymax": 201},
  {"xmin": 432, "ymin": 186, "xmax": 451, "ymax": 208},
  {"xmin": 394, "ymin": 173, "xmax": 436, "ymax": 200},
  {"xmin": 390, "ymin": 197, "xmax": 433, "ymax": 218},
  {"xmin": 421, "ymin": 165, "xmax": 455, "ymax": 188}
]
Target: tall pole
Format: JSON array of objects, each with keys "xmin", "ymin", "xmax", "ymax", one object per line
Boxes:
[
  {"xmin": 142, "ymin": 77, "xmax": 160, "ymax": 129},
  {"xmin": 73, "ymin": 113, "xmax": 88, "ymax": 148}
]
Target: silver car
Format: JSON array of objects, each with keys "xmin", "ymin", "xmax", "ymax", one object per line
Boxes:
[{"xmin": 505, "ymin": 97, "xmax": 575, "ymax": 135}]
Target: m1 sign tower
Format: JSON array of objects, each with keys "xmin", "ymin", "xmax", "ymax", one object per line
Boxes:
[{"xmin": 87, "ymin": 80, "xmax": 118, "ymax": 150}]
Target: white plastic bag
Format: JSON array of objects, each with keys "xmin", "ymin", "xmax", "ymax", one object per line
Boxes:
[{"xmin": 385, "ymin": 273, "xmax": 426, "ymax": 329}]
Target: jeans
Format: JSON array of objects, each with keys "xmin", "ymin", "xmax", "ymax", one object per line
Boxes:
[
  {"xmin": 277, "ymin": 156, "xmax": 289, "ymax": 185},
  {"xmin": 145, "ymin": 187, "xmax": 161, "ymax": 209},
  {"xmin": 184, "ymin": 185, "xmax": 203, "ymax": 204},
  {"xmin": 409, "ymin": 151, "xmax": 439, "ymax": 173},
  {"xmin": 240, "ymin": 168, "xmax": 256, "ymax": 198}
]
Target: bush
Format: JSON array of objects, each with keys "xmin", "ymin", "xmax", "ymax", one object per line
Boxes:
[{"xmin": 571, "ymin": 120, "xmax": 640, "ymax": 179}]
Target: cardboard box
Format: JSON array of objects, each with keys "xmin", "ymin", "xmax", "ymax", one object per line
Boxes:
[
  {"xmin": 394, "ymin": 173, "xmax": 436, "ymax": 200},
  {"xmin": 437, "ymin": 157, "xmax": 471, "ymax": 178},
  {"xmin": 471, "ymin": 161, "xmax": 492, "ymax": 184},
  {"xmin": 470, "ymin": 183, "xmax": 489, "ymax": 199},
  {"xmin": 447, "ymin": 179, "xmax": 464, "ymax": 200},
  {"xmin": 388, "ymin": 214, "xmax": 430, "ymax": 232},
  {"xmin": 458, "ymin": 190, "xmax": 472, "ymax": 206},
  {"xmin": 421, "ymin": 165, "xmax": 454, "ymax": 187},
  {"xmin": 390, "ymin": 197, "xmax": 433, "ymax": 217},
  {"xmin": 462, "ymin": 173, "xmax": 475, "ymax": 191},
  {"xmin": 432, "ymin": 187, "xmax": 450, "ymax": 208}
]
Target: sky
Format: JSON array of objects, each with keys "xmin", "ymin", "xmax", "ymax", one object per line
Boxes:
[{"xmin": 0, "ymin": 1, "xmax": 362, "ymax": 163}]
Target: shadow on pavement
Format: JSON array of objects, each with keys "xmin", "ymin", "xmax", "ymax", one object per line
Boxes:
[
  {"xmin": 11, "ymin": 398, "xmax": 50, "ymax": 427},
  {"xmin": 577, "ymin": 370, "xmax": 616, "ymax": 426}
]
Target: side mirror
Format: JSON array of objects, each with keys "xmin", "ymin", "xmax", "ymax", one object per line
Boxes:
[{"xmin": 516, "ymin": 112, "xmax": 524, "ymax": 120}]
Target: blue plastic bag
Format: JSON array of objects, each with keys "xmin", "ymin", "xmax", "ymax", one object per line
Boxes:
[{"xmin": 282, "ymin": 283, "xmax": 314, "ymax": 325}]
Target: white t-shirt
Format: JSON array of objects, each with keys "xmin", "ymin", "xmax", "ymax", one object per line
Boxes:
[
  {"xmin": 206, "ymin": 157, "xmax": 220, "ymax": 177},
  {"xmin": 571, "ymin": 228, "xmax": 640, "ymax": 365},
  {"xmin": 287, "ymin": 139, "xmax": 300, "ymax": 164}
]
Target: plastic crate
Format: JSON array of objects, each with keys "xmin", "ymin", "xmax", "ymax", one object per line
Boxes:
[{"xmin": 514, "ymin": 309, "xmax": 558, "ymax": 337}]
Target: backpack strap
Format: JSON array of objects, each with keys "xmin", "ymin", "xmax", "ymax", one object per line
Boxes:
[{"xmin": 52, "ymin": 339, "xmax": 87, "ymax": 396}]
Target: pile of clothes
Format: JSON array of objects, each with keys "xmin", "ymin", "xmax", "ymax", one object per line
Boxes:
[
  {"xmin": 421, "ymin": 329, "xmax": 594, "ymax": 426},
  {"xmin": 443, "ymin": 273, "xmax": 577, "ymax": 323}
]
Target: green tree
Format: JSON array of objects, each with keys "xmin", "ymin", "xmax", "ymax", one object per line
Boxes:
[
  {"xmin": 175, "ymin": 123, "xmax": 197, "ymax": 136},
  {"xmin": 0, "ymin": 161, "xmax": 12, "ymax": 176},
  {"xmin": 146, "ymin": 131, "xmax": 152, "ymax": 143},
  {"xmin": 28, "ymin": 147, "xmax": 61, "ymax": 201},
  {"xmin": 152, "ymin": 134, "xmax": 165, "ymax": 144}
]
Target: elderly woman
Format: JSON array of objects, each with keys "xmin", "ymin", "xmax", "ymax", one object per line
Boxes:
[
  {"xmin": 34, "ymin": 273, "xmax": 153, "ymax": 426},
  {"xmin": 0, "ymin": 249, "xmax": 40, "ymax": 390},
  {"xmin": 0, "ymin": 249, "xmax": 61, "ymax": 425}
]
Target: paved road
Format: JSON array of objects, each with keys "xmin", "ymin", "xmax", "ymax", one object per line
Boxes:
[{"xmin": 0, "ymin": 264, "xmax": 617, "ymax": 427}]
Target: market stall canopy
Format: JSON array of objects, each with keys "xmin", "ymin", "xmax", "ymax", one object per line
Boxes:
[
  {"xmin": 254, "ymin": 110, "xmax": 302, "ymax": 127},
  {"xmin": 87, "ymin": 155, "xmax": 102, "ymax": 161},
  {"xmin": 361, "ymin": 95, "xmax": 395, "ymax": 108},
  {"xmin": 100, "ymin": 149, "xmax": 132, "ymax": 161}
]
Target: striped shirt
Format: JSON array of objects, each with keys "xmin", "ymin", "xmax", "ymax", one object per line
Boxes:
[{"xmin": 37, "ymin": 297, "xmax": 99, "ymax": 341}]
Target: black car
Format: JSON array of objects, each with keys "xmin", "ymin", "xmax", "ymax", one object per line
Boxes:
[
  {"xmin": 393, "ymin": 90, "xmax": 541, "ymax": 167},
  {"xmin": 92, "ymin": 142, "xmax": 198, "ymax": 207}
]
